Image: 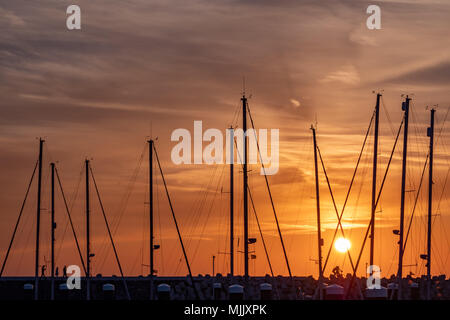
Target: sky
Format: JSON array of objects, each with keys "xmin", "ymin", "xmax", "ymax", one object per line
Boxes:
[{"xmin": 0, "ymin": 0, "xmax": 449, "ymax": 278}]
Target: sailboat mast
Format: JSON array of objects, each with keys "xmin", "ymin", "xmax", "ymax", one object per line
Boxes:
[
  {"xmin": 370, "ymin": 93, "xmax": 381, "ymax": 269},
  {"xmin": 34, "ymin": 138, "xmax": 44, "ymax": 300},
  {"xmin": 229, "ymin": 127, "xmax": 234, "ymax": 277},
  {"xmin": 242, "ymin": 94, "xmax": 249, "ymax": 280},
  {"xmin": 398, "ymin": 95, "xmax": 410, "ymax": 300},
  {"xmin": 85, "ymin": 159, "xmax": 91, "ymax": 300},
  {"xmin": 148, "ymin": 139, "xmax": 155, "ymax": 300},
  {"xmin": 311, "ymin": 126, "xmax": 324, "ymax": 300},
  {"xmin": 50, "ymin": 162, "xmax": 56, "ymax": 301},
  {"xmin": 426, "ymin": 108, "xmax": 435, "ymax": 300}
]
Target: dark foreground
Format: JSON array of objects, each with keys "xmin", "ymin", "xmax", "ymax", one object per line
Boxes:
[{"xmin": 0, "ymin": 274, "xmax": 448, "ymax": 300}]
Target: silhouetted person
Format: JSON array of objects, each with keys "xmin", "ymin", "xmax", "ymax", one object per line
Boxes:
[
  {"xmin": 332, "ymin": 266, "xmax": 343, "ymax": 279},
  {"xmin": 41, "ymin": 265, "xmax": 46, "ymax": 277},
  {"xmin": 63, "ymin": 265, "xmax": 67, "ymax": 278},
  {"xmin": 55, "ymin": 266, "xmax": 59, "ymax": 277}
]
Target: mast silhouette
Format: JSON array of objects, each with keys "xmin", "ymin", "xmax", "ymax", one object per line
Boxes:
[
  {"xmin": 311, "ymin": 126, "xmax": 324, "ymax": 300},
  {"xmin": 50, "ymin": 162, "xmax": 56, "ymax": 300},
  {"xmin": 242, "ymin": 94, "xmax": 249, "ymax": 280},
  {"xmin": 397, "ymin": 95, "xmax": 410, "ymax": 300},
  {"xmin": 370, "ymin": 93, "xmax": 381, "ymax": 269},
  {"xmin": 148, "ymin": 139, "xmax": 155, "ymax": 300},
  {"xmin": 85, "ymin": 159, "xmax": 91, "ymax": 301},
  {"xmin": 426, "ymin": 108, "xmax": 435, "ymax": 300},
  {"xmin": 34, "ymin": 138, "xmax": 44, "ymax": 300},
  {"xmin": 229, "ymin": 127, "xmax": 234, "ymax": 277},
  {"xmin": 153, "ymin": 142, "xmax": 200, "ymax": 299}
]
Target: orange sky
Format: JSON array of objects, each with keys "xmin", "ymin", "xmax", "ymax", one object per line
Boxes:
[{"xmin": 0, "ymin": 0, "xmax": 449, "ymax": 278}]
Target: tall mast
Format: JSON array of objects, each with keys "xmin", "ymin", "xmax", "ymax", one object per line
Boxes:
[
  {"xmin": 153, "ymin": 143, "xmax": 200, "ymax": 299},
  {"xmin": 34, "ymin": 138, "xmax": 44, "ymax": 300},
  {"xmin": 148, "ymin": 139, "xmax": 155, "ymax": 300},
  {"xmin": 397, "ymin": 95, "xmax": 410, "ymax": 300},
  {"xmin": 85, "ymin": 159, "xmax": 91, "ymax": 301},
  {"xmin": 50, "ymin": 162, "xmax": 56, "ymax": 300},
  {"xmin": 426, "ymin": 108, "xmax": 435, "ymax": 300},
  {"xmin": 242, "ymin": 94, "xmax": 249, "ymax": 280},
  {"xmin": 311, "ymin": 126, "xmax": 324, "ymax": 300},
  {"xmin": 229, "ymin": 126, "xmax": 234, "ymax": 277},
  {"xmin": 370, "ymin": 93, "xmax": 381, "ymax": 269}
]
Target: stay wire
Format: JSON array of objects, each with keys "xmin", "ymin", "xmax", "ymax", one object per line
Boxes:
[
  {"xmin": 345, "ymin": 117, "xmax": 404, "ymax": 299},
  {"xmin": 246, "ymin": 103, "xmax": 293, "ymax": 279},
  {"xmin": 322, "ymin": 110, "xmax": 375, "ymax": 271},
  {"xmin": 0, "ymin": 160, "xmax": 38, "ymax": 277}
]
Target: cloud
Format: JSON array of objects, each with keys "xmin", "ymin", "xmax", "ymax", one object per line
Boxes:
[
  {"xmin": 290, "ymin": 99, "xmax": 301, "ymax": 107},
  {"xmin": 349, "ymin": 29, "xmax": 378, "ymax": 47},
  {"xmin": 0, "ymin": 8, "xmax": 25, "ymax": 27},
  {"xmin": 384, "ymin": 60, "xmax": 450, "ymax": 85},
  {"xmin": 319, "ymin": 65, "xmax": 361, "ymax": 85}
]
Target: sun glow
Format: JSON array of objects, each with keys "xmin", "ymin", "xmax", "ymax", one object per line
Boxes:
[{"xmin": 334, "ymin": 237, "xmax": 351, "ymax": 253}]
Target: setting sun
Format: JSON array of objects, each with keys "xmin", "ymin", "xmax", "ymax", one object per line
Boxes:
[{"xmin": 335, "ymin": 238, "xmax": 351, "ymax": 253}]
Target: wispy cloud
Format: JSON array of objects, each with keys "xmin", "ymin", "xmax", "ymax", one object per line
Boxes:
[{"xmin": 320, "ymin": 65, "xmax": 361, "ymax": 85}]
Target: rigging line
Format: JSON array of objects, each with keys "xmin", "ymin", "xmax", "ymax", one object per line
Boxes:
[
  {"xmin": 231, "ymin": 100, "xmax": 241, "ymax": 127},
  {"xmin": 233, "ymin": 136, "xmax": 275, "ymax": 275},
  {"xmin": 317, "ymin": 146, "xmax": 364, "ymax": 300},
  {"xmin": 246, "ymin": 103, "xmax": 292, "ymax": 279},
  {"xmin": 174, "ymin": 164, "xmax": 221, "ymax": 274},
  {"xmin": 404, "ymin": 107, "xmax": 427, "ymax": 259},
  {"xmin": 17, "ymin": 224, "xmax": 34, "ymax": 274},
  {"xmin": 153, "ymin": 143, "xmax": 200, "ymax": 300},
  {"xmin": 381, "ymin": 96, "xmax": 396, "ymax": 136},
  {"xmin": 386, "ymin": 246, "xmax": 399, "ymax": 276},
  {"xmin": 55, "ymin": 167, "xmax": 87, "ymax": 274},
  {"xmin": 347, "ymin": 148, "xmax": 370, "ymax": 242},
  {"xmin": 89, "ymin": 165, "xmax": 131, "ymax": 300},
  {"xmin": 184, "ymin": 165, "xmax": 219, "ymax": 249},
  {"xmin": 287, "ymin": 149, "xmax": 312, "ymax": 254},
  {"xmin": 96, "ymin": 142, "xmax": 147, "ymax": 270},
  {"xmin": 188, "ymin": 166, "xmax": 222, "ymax": 238},
  {"xmin": 129, "ymin": 201, "xmax": 144, "ymax": 275},
  {"xmin": 221, "ymin": 191, "xmax": 230, "ymax": 273},
  {"xmin": 248, "ymin": 188, "xmax": 275, "ymax": 277},
  {"xmin": 56, "ymin": 163, "xmax": 84, "ymax": 261},
  {"xmin": 403, "ymin": 154, "xmax": 428, "ymax": 253},
  {"xmin": 322, "ymin": 110, "xmax": 375, "ymax": 272},
  {"xmin": 345, "ymin": 117, "xmax": 404, "ymax": 299},
  {"xmin": 190, "ymin": 165, "xmax": 226, "ymax": 265},
  {"xmin": 435, "ymin": 106, "xmax": 449, "ymax": 149},
  {"xmin": 317, "ymin": 147, "xmax": 358, "ymax": 274},
  {"xmin": 233, "ymin": 135, "xmax": 275, "ymax": 277},
  {"xmin": 409, "ymin": 106, "xmax": 426, "ymax": 183},
  {"xmin": 435, "ymin": 167, "xmax": 449, "ymax": 215},
  {"xmin": 15, "ymin": 180, "xmax": 39, "ymax": 274},
  {"xmin": 438, "ymin": 214, "xmax": 450, "ymax": 270},
  {"xmin": 155, "ymin": 162, "xmax": 165, "ymax": 275},
  {"xmin": 132, "ymin": 172, "xmax": 146, "ymax": 275},
  {"xmin": 0, "ymin": 160, "xmax": 38, "ymax": 277},
  {"xmin": 112, "ymin": 142, "xmax": 147, "ymax": 233},
  {"xmin": 430, "ymin": 229, "xmax": 446, "ymax": 273}
]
